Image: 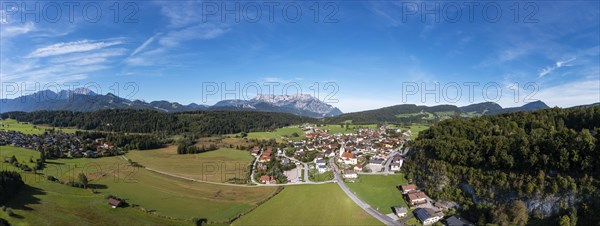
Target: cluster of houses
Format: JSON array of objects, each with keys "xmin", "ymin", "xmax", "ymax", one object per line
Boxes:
[
  {"xmin": 393, "ymin": 184, "xmax": 472, "ymax": 225},
  {"xmin": 0, "ymin": 131, "xmax": 118, "ymax": 158},
  {"xmin": 290, "ymin": 125, "xmax": 408, "ymax": 180}
]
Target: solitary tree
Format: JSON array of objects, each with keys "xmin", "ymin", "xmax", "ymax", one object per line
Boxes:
[{"xmin": 78, "ymin": 173, "xmax": 89, "ymax": 188}]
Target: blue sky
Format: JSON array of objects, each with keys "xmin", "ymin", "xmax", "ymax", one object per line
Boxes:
[{"xmin": 1, "ymin": 0, "xmax": 599, "ymax": 112}]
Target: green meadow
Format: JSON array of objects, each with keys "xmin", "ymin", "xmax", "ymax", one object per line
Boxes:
[
  {"xmin": 245, "ymin": 126, "xmax": 305, "ymax": 142},
  {"xmin": 126, "ymin": 146, "xmax": 253, "ymax": 183},
  {"xmin": 0, "ymin": 119, "xmax": 79, "ymax": 134},
  {"xmin": 346, "ymin": 174, "xmax": 409, "ymax": 214},
  {"xmin": 233, "ymin": 183, "xmax": 382, "ymax": 225},
  {"xmin": 0, "ymin": 145, "xmax": 278, "ymax": 225}
]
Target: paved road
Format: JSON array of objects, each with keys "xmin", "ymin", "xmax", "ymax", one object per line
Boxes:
[
  {"xmin": 329, "ymin": 158, "xmax": 401, "ymax": 226},
  {"xmin": 247, "ymin": 149, "xmax": 334, "ymax": 186},
  {"xmin": 281, "ymin": 151, "xmax": 311, "ymax": 183}
]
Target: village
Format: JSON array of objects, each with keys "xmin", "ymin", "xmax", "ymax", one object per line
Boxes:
[
  {"xmin": 0, "ymin": 130, "xmax": 119, "ymax": 159},
  {"xmin": 248, "ymin": 124, "xmax": 473, "ymax": 225}
]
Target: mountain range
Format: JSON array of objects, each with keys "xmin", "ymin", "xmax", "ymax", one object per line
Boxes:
[
  {"xmin": 323, "ymin": 101, "xmax": 552, "ymax": 124},
  {"xmin": 2, "ymin": 89, "xmax": 584, "ymax": 121},
  {"xmin": 0, "ymin": 89, "xmax": 343, "ymax": 118}
]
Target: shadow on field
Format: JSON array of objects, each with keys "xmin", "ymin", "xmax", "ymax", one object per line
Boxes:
[
  {"xmin": 7, "ymin": 184, "xmax": 45, "ymax": 211},
  {"xmin": 88, "ymin": 183, "xmax": 108, "ymax": 189}
]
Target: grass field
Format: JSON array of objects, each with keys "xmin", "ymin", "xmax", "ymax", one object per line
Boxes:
[
  {"xmin": 346, "ymin": 174, "xmax": 409, "ymax": 214},
  {"xmin": 245, "ymin": 127, "xmax": 305, "ymax": 142},
  {"xmin": 126, "ymin": 146, "xmax": 253, "ymax": 183},
  {"xmin": 0, "ymin": 145, "xmax": 278, "ymax": 224},
  {"xmin": 400, "ymin": 124, "xmax": 429, "ymax": 138},
  {"xmin": 94, "ymin": 167, "xmax": 278, "ymax": 223},
  {"xmin": 0, "ymin": 119, "xmax": 47, "ymax": 135},
  {"xmin": 233, "ymin": 183, "xmax": 382, "ymax": 225},
  {"xmin": 0, "ymin": 119, "xmax": 79, "ymax": 134},
  {"xmin": 0, "ymin": 146, "xmax": 187, "ymax": 225},
  {"xmin": 308, "ymin": 170, "xmax": 334, "ymax": 182},
  {"xmin": 318, "ymin": 124, "xmax": 377, "ymax": 135}
]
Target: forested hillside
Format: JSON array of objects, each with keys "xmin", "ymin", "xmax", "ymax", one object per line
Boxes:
[
  {"xmin": 403, "ymin": 106, "xmax": 600, "ymax": 225},
  {"xmin": 324, "ymin": 104, "xmax": 460, "ymax": 124},
  {"xmin": 1, "ymin": 110, "xmax": 316, "ymax": 136}
]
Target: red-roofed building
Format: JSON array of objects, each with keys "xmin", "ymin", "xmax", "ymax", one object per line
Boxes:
[
  {"xmin": 401, "ymin": 184, "xmax": 417, "ymax": 194},
  {"xmin": 408, "ymin": 191, "xmax": 428, "ymax": 205},
  {"xmin": 341, "ymin": 152, "xmax": 357, "ymax": 165}
]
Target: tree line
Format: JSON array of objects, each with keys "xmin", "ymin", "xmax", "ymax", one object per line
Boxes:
[
  {"xmin": 403, "ymin": 106, "xmax": 600, "ymax": 225},
  {"xmin": 1, "ymin": 109, "xmax": 316, "ymax": 136}
]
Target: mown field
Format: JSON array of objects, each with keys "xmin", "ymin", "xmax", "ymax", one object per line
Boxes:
[
  {"xmin": 126, "ymin": 146, "xmax": 253, "ymax": 183},
  {"xmin": 346, "ymin": 174, "xmax": 409, "ymax": 214},
  {"xmin": 244, "ymin": 126, "xmax": 305, "ymax": 142},
  {"xmin": 233, "ymin": 183, "xmax": 382, "ymax": 225},
  {"xmin": 0, "ymin": 119, "xmax": 79, "ymax": 134},
  {"xmin": 0, "ymin": 145, "xmax": 278, "ymax": 225},
  {"xmin": 0, "ymin": 146, "xmax": 186, "ymax": 225},
  {"xmin": 318, "ymin": 124, "xmax": 377, "ymax": 135}
]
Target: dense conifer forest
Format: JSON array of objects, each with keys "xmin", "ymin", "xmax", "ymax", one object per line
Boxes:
[
  {"xmin": 403, "ymin": 106, "xmax": 600, "ymax": 225},
  {"xmin": 1, "ymin": 109, "xmax": 316, "ymax": 136}
]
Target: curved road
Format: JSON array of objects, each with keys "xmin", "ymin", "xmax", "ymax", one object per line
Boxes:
[{"xmin": 329, "ymin": 158, "xmax": 401, "ymax": 226}]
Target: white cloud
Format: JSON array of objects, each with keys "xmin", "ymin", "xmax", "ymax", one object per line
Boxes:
[
  {"xmin": 538, "ymin": 57, "xmax": 576, "ymax": 78},
  {"xmin": 535, "ymin": 79, "xmax": 600, "ymax": 107},
  {"xmin": 130, "ymin": 34, "xmax": 160, "ymax": 57},
  {"xmin": 27, "ymin": 40, "xmax": 123, "ymax": 58},
  {"xmin": 159, "ymin": 24, "xmax": 230, "ymax": 47},
  {"xmin": 1, "ymin": 22, "xmax": 36, "ymax": 37}
]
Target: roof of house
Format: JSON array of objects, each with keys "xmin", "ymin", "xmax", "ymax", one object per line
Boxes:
[
  {"xmin": 108, "ymin": 197, "xmax": 121, "ymax": 206},
  {"xmin": 259, "ymin": 175, "xmax": 270, "ymax": 182},
  {"xmin": 341, "ymin": 152, "xmax": 356, "ymax": 159},
  {"xmin": 392, "ymin": 206, "xmax": 408, "ymax": 214},
  {"xmin": 401, "ymin": 184, "xmax": 417, "ymax": 191},
  {"xmin": 446, "ymin": 216, "xmax": 474, "ymax": 226},
  {"xmin": 408, "ymin": 191, "xmax": 427, "ymax": 201},
  {"xmin": 414, "ymin": 208, "xmax": 441, "ymax": 221}
]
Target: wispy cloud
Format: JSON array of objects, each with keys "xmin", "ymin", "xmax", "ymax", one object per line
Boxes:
[
  {"xmin": 159, "ymin": 24, "xmax": 230, "ymax": 47},
  {"xmin": 538, "ymin": 57, "xmax": 576, "ymax": 78},
  {"xmin": 27, "ymin": 40, "xmax": 123, "ymax": 58},
  {"xmin": 2, "ymin": 39, "xmax": 127, "ymax": 83},
  {"xmin": 130, "ymin": 34, "xmax": 160, "ymax": 57}
]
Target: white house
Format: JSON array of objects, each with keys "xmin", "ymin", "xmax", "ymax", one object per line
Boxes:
[
  {"xmin": 390, "ymin": 162, "xmax": 401, "ymax": 171},
  {"xmin": 341, "ymin": 152, "xmax": 357, "ymax": 165},
  {"xmin": 414, "ymin": 208, "xmax": 443, "ymax": 225},
  {"xmin": 392, "ymin": 206, "xmax": 408, "ymax": 218},
  {"xmin": 342, "ymin": 169, "xmax": 358, "ymax": 179},
  {"xmin": 317, "ymin": 165, "xmax": 328, "ymax": 173}
]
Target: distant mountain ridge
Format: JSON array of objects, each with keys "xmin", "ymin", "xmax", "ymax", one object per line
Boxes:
[
  {"xmin": 325, "ymin": 101, "xmax": 552, "ymax": 124},
  {"xmin": 1, "ymin": 89, "xmax": 591, "ymax": 121},
  {"xmin": 0, "ymin": 90, "xmax": 342, "ymax": 118},
  {"xmin": 213, "ymin": 94, "xmax": 343, "ymax": 118}
]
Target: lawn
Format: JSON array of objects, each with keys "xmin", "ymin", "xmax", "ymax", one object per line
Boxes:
[
  {"xmin": 0, "ymin": 146, "xmax": 279, "ymax": 224},
  {"xmin": 309, "ymin": 170, "xmax": 334, "ymax": 182},
  {"xmin": 126, "ymin": 146, "xmax": 253, "ymax": 183},
  {"xmin": 0, "ymin": 118, "xmax": 79, "ymax": 134},
  {"xmin": 0, "ymin": 119, "xmax": 46, "ymax": 135},
  {"xmin": 318, "ymin": 124, "xmax": 377, "ymax": 135},
  {"xmin": 400, "ymin": 124, "xmax": 430, "ymax": 138},
  {"xmin": 245, "ymin": 126, "xmax": 305, "ymax": 142},
  {"xmin": 0, "ymin": 149, "xmax": 187, "ymax": 226},
  {"xmin": 233, "ymin": 183, "xmax": 382, "ymax": 225},
  {"xmin": 94, "ymin": 167, "xmax": 278, "ymax": 223},
  {"xmin": 346, "ymin": 174, "xmax": 409, "ymax": 214}
]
